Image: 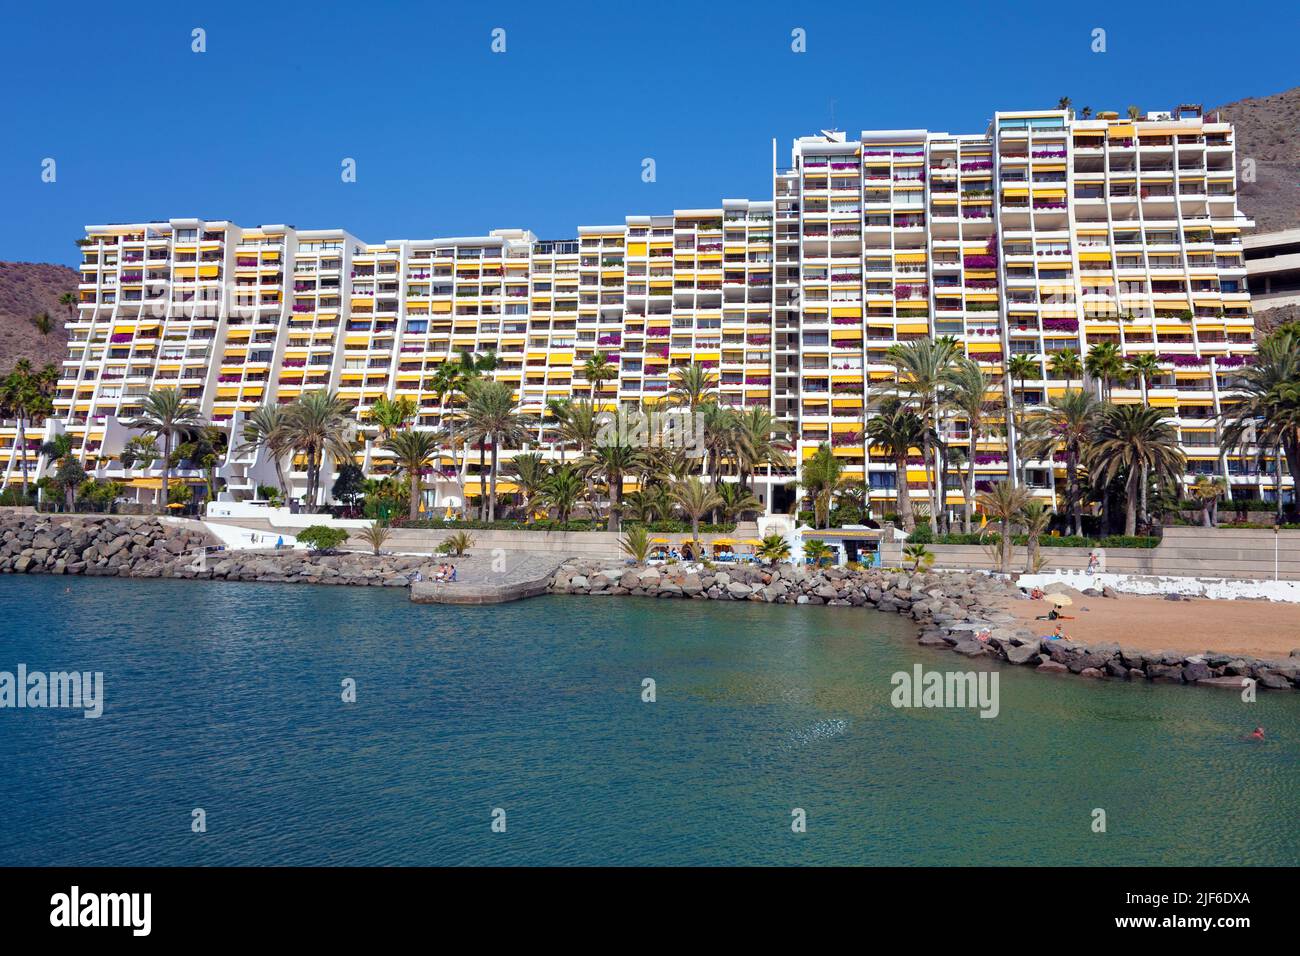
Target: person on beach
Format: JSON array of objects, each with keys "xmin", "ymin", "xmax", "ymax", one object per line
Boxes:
[{"xmin": 1086, "ymin": 552, "xmax": 1099, "ymax": 574}]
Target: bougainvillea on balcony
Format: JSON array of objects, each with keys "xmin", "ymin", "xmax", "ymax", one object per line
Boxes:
[
  {"xmin": 1215, "ymin": 355, "xmax": 1248, "ymax": 367},
  {"xmin": 974, "ymin": 453, "xmax": 1007, "ymax": 465},
  {"xmin": 963, "ymin": 254, "xmax": 997, "ymax": 269},
  {"xmin": 744, "ymin": 375, "xmax": 770, "ymax": 385},
  {"xmin": 831, "ymin": 432, "xmax": 863, "ymax": 447},
  {"xmin": 596, "ymin": 335, "xmax": 621, "ymax": 345},
  {"xmin": 1042, "ymin": 318, "xmax": 1079, "ymax": 332},
  {"xmin": 1158, "ymin": 353, "xmax": 1208, "ymax": 367},
  {"xmin": 109, "ymin": 333, "xmax": 132, "ymax": 343},
  {"xmin": 832, "ymin": 316, "xmax": 859, "ymax": 325},
  {"xmin": 282, "ymin": 358, "xmax": 306, "ymax": 368},
  {"xmin": 832, "ymin": 383, "xmax": 863, "ymax": 394},
  {"xmin": 747, "ymin": 335, "xmax": 770, "ymax": 345}
]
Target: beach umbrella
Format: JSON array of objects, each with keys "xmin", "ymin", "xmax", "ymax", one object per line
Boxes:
[
  {"xmin": 648, "ymin": 537, "xmax": 669, "ymax": 545},
  {"xmin": 1046, "ymin": 592, "xmax": 1073, "ymax": 607},
  {"xmin": 741, "ymin": 539, "xmax": 763, "ymax": 547}
]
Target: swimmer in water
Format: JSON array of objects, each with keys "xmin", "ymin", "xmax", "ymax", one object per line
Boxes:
[{"xmin": 1250, "ymin": 726, "xmax": 1265, "ymax": 741}]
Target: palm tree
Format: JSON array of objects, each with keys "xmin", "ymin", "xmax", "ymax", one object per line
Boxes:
[
  {"xmin": 798, "ymin": 442, "xmax": 844, "ymax": 529},
  {"xmin": 667, "ymin": 363, "xmax": 718, "ymax": 411},
  {"xmin": 733, "ymin": 406, "xmax": 789, "ymax": 492},
  {"xmin": 669, "ymin": 477, "xmax": 723, "ymax": 557},
  {"xmin": 382, "ymin": 428, "xmax": 439, "ymax": 521},
  {"xmin": 428, "ymin": 349, "xmax": 496, "ymax": 508},
  {"xmin": 30, "ymin": 312, "xmax": 53, "ymax": 336},
  {"xmin": 977, "ymin": 481, "xmax": 1033, "ymax": 573},
  {"xmin": 1189, "ymin": 475, "xmax": 1226, "ymax": 527},
  {"xmin": 1049, "ymin": 348, "xmax": 1083, "ymax": 390},
  {"xmin": 1, "ymin": 363, "xmax": 37, "ymax": 498},
  {"xmin": 552, "ymin": 397, "xmax": 601, "ymax": 470},
  {"xmin": 801, "ymin": 538, "xmax": 834, "ymax": 568},
  {"xmin": 623, "ymin": 482, "xmax": 672, "ymax": 524},
  {"xmin": 864, "ymin": 398, "xmax": 928, "ymax": 532},
  {"xmin": 699, "ymin": 402, "xmax": 739, "ymax": 490},
  {"xmin": 885, "ymin": 337, "xmax": 959, "ymax": 526},
  {"xmin": 461, "ymin": 379, "xmax": 530, "ymax": 522},
  {"xmin": 1084, "ymin": 342, "xmax": 1125, "ymax": 401},
  {"xmin": 126, "ymin": 388, "xmax": 204, "ymax": 510},
  {"xmin": 620, "ymin": 524, "xmax": 651, "ymax": 564},
  {"xmin": 943, "ymin": 358, "xmax": 996, "ymax": 533},
  {"xmin": 369, "ymin": 396, "xmax": 416, "ymax": 441},
  {"xmin": 1088, "ymin": 404, "xmax": 1186, "ymax": 536},
  {"xmin": 58, "ymin": 291, "xmax": 78, "ymax": 316},
  {"xmin": 1020, "ymin": 500, "xmax": 1053, "ymax": 572},
  {"xmin": 280, "ymin": 390, "xmax": 356, "ymax": 510},
  {"xmin": 235, "ymin": 403, "xmax": 292, "ymax": 499},
  {"xmin": 1218, "ymin": 327, "xmax": 1300, "ymax": 496},
  {"xmin": 715, "ymin": 481, "xmax": 762, "ymax": 523},
  {"xmin": 1127, "ymin": 352, "xmax": 1162, "ymax": 402},
  {"xmin": 582, "ymin": 351, "xmax": 618, "ymax": 398},
  {"xmin": 903, "ymin": 542, "xmax": 935, "ymax": 571},
  {"xmin": 539, "ymin": 464, "xmax": 584, "ymax": 524},
  {"xmin": 39, "ymin": 433, "xmax": 78, "ymax": 510},
  {"xmin": 504, "ymin": 452, "xmax": 550, "ymax": 523},
  {"xmin": 1004, "ymin": 353, "xmax": 1040, "ymax": 484},
  {"xmin": 578, "ymin": 442, "xmax": 646, "ymax": 532},
  {"xmin": 754, "ymin": 535, "xmax": 790, "ymax": 564},
  {"xmin": 358, "ymin": 520, "xmax": 390, "ymax": 555},
  {"xmin": 1039, "ymin": 389, "xmax": 1102, "ymax": 535},
  {"xmin": 756, "ymin": 532, "xmax": 791, "ymax": 565}
]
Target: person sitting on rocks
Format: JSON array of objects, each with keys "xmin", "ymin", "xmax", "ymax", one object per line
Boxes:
[{"xmin": 447, "ymin": 564, "xmax": 457, "ymax": 583}]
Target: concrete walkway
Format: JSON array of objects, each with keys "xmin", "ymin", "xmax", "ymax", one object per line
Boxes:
[{"xmin": 409, "ymin": 550, "xmax": 575, "ymax": 605}]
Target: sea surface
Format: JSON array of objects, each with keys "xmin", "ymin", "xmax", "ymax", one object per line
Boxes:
[{"xmin": 1, "ymin": 576, "xmax": 1296, "ymax": 866}]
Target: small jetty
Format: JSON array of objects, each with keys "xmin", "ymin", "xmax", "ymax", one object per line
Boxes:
[{"xmin": 409, "ymin": 551, "xmax": 569, "ymax": 605}]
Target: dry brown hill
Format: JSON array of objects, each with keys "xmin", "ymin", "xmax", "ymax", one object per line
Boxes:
[
  {"xmin": 0, "ymin": 261, "xmax": 76, "ymax": 374},
  {"xmin": 1212, "ymin": 86, "xmax": 1300, "ymax": 233}
]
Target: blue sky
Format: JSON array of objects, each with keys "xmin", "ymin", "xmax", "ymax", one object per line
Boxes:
[{"xmin": 1, "ymin": 1, "xmax": 1294, "ymax": 265}]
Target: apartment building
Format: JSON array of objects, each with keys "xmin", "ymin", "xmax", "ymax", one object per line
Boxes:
[{"xmin": 4, "ymin": 104, "xmax": 1284, "ymax": 514}]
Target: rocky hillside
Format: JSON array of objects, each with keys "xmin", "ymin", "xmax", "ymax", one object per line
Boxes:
[
  {"xmin": 0, "ymin": 261, "xmax": 77, "ymax": 372},
  {"xmin": 1212, "ymin": 86, "xmax": 1300, "ymax": 233}
]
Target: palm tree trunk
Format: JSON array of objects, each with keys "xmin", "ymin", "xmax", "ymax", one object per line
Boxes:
[
  {"xmin": 488, "ymin": 434, "xmax": 498, "ymax": 522},
  {"xmin": 161, "ymin": 431, "xmax": 170, "ymax": 511},
  {"xmin": 965, "ymin": 432, "xmax": 977, "ymax": 534},
  {"xmin": 1068, "ymin": 449, "xmax": 1082, "ymax": 536},
  {"xmin": 409, "ymin": 466, "xmax": 419, "ymax": 521},
  {"xmin": 895, "ymin": 456, "xmax": 915, "ymax": 531},
  {"xmin": 18, "ymin": 413, "xmax": 30, "ymax": 500},
  {"xmin": 478, "ymin": 441, "xmax": 487, "ymax": 521},
  {"xmin": 608, "ymin": 470, "xmax": 621, "ymax": 533},
  {"xmin": 1125, "ymin": 469, "xmax": 1140, "ymax": 536}
]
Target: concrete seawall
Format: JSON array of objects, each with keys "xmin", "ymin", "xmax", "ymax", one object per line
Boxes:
[{"xmin": 881, "ymin": 527, "xmax": 1300, "ymax": 580}]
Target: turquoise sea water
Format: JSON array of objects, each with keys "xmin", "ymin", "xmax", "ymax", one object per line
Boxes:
[{"xmin": 0, "ymin": 576, "xmax": 1295, "ymax": 866}]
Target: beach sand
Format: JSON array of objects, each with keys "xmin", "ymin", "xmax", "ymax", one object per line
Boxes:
[{"xmin": 997, "ymin": 588, "xmax": 1300, "ymax": 660}]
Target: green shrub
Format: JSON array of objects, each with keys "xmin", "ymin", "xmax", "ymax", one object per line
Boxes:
[
  {"xmin": 906, "ymin": 523, "xmax": 934, "ymax": 544},
  {"xmin": 0, "ymin": 488, "xmax": 35, "ymax": 507},
  {"xmin": 296, "ymin": 525, "xmax": 350, "ymax": 553}
]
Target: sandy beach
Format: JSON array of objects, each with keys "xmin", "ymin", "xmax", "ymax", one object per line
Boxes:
[{"xmin": 998, "ymin": 588, "xmax": 1300, "ymax": 660}]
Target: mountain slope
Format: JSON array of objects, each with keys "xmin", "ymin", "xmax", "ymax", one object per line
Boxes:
[
  {"xmin": 1212, "ymin": 86, "xmax": 1300, "ymax": 233},
  {"xmin": 0, "ymin": 261, "xmax": 76, "ymax": 373}
]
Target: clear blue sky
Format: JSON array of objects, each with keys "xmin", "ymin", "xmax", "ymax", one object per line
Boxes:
[{"xmin": 1, "ymin": 1, "xmax": 1294, "ymax": 265}]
